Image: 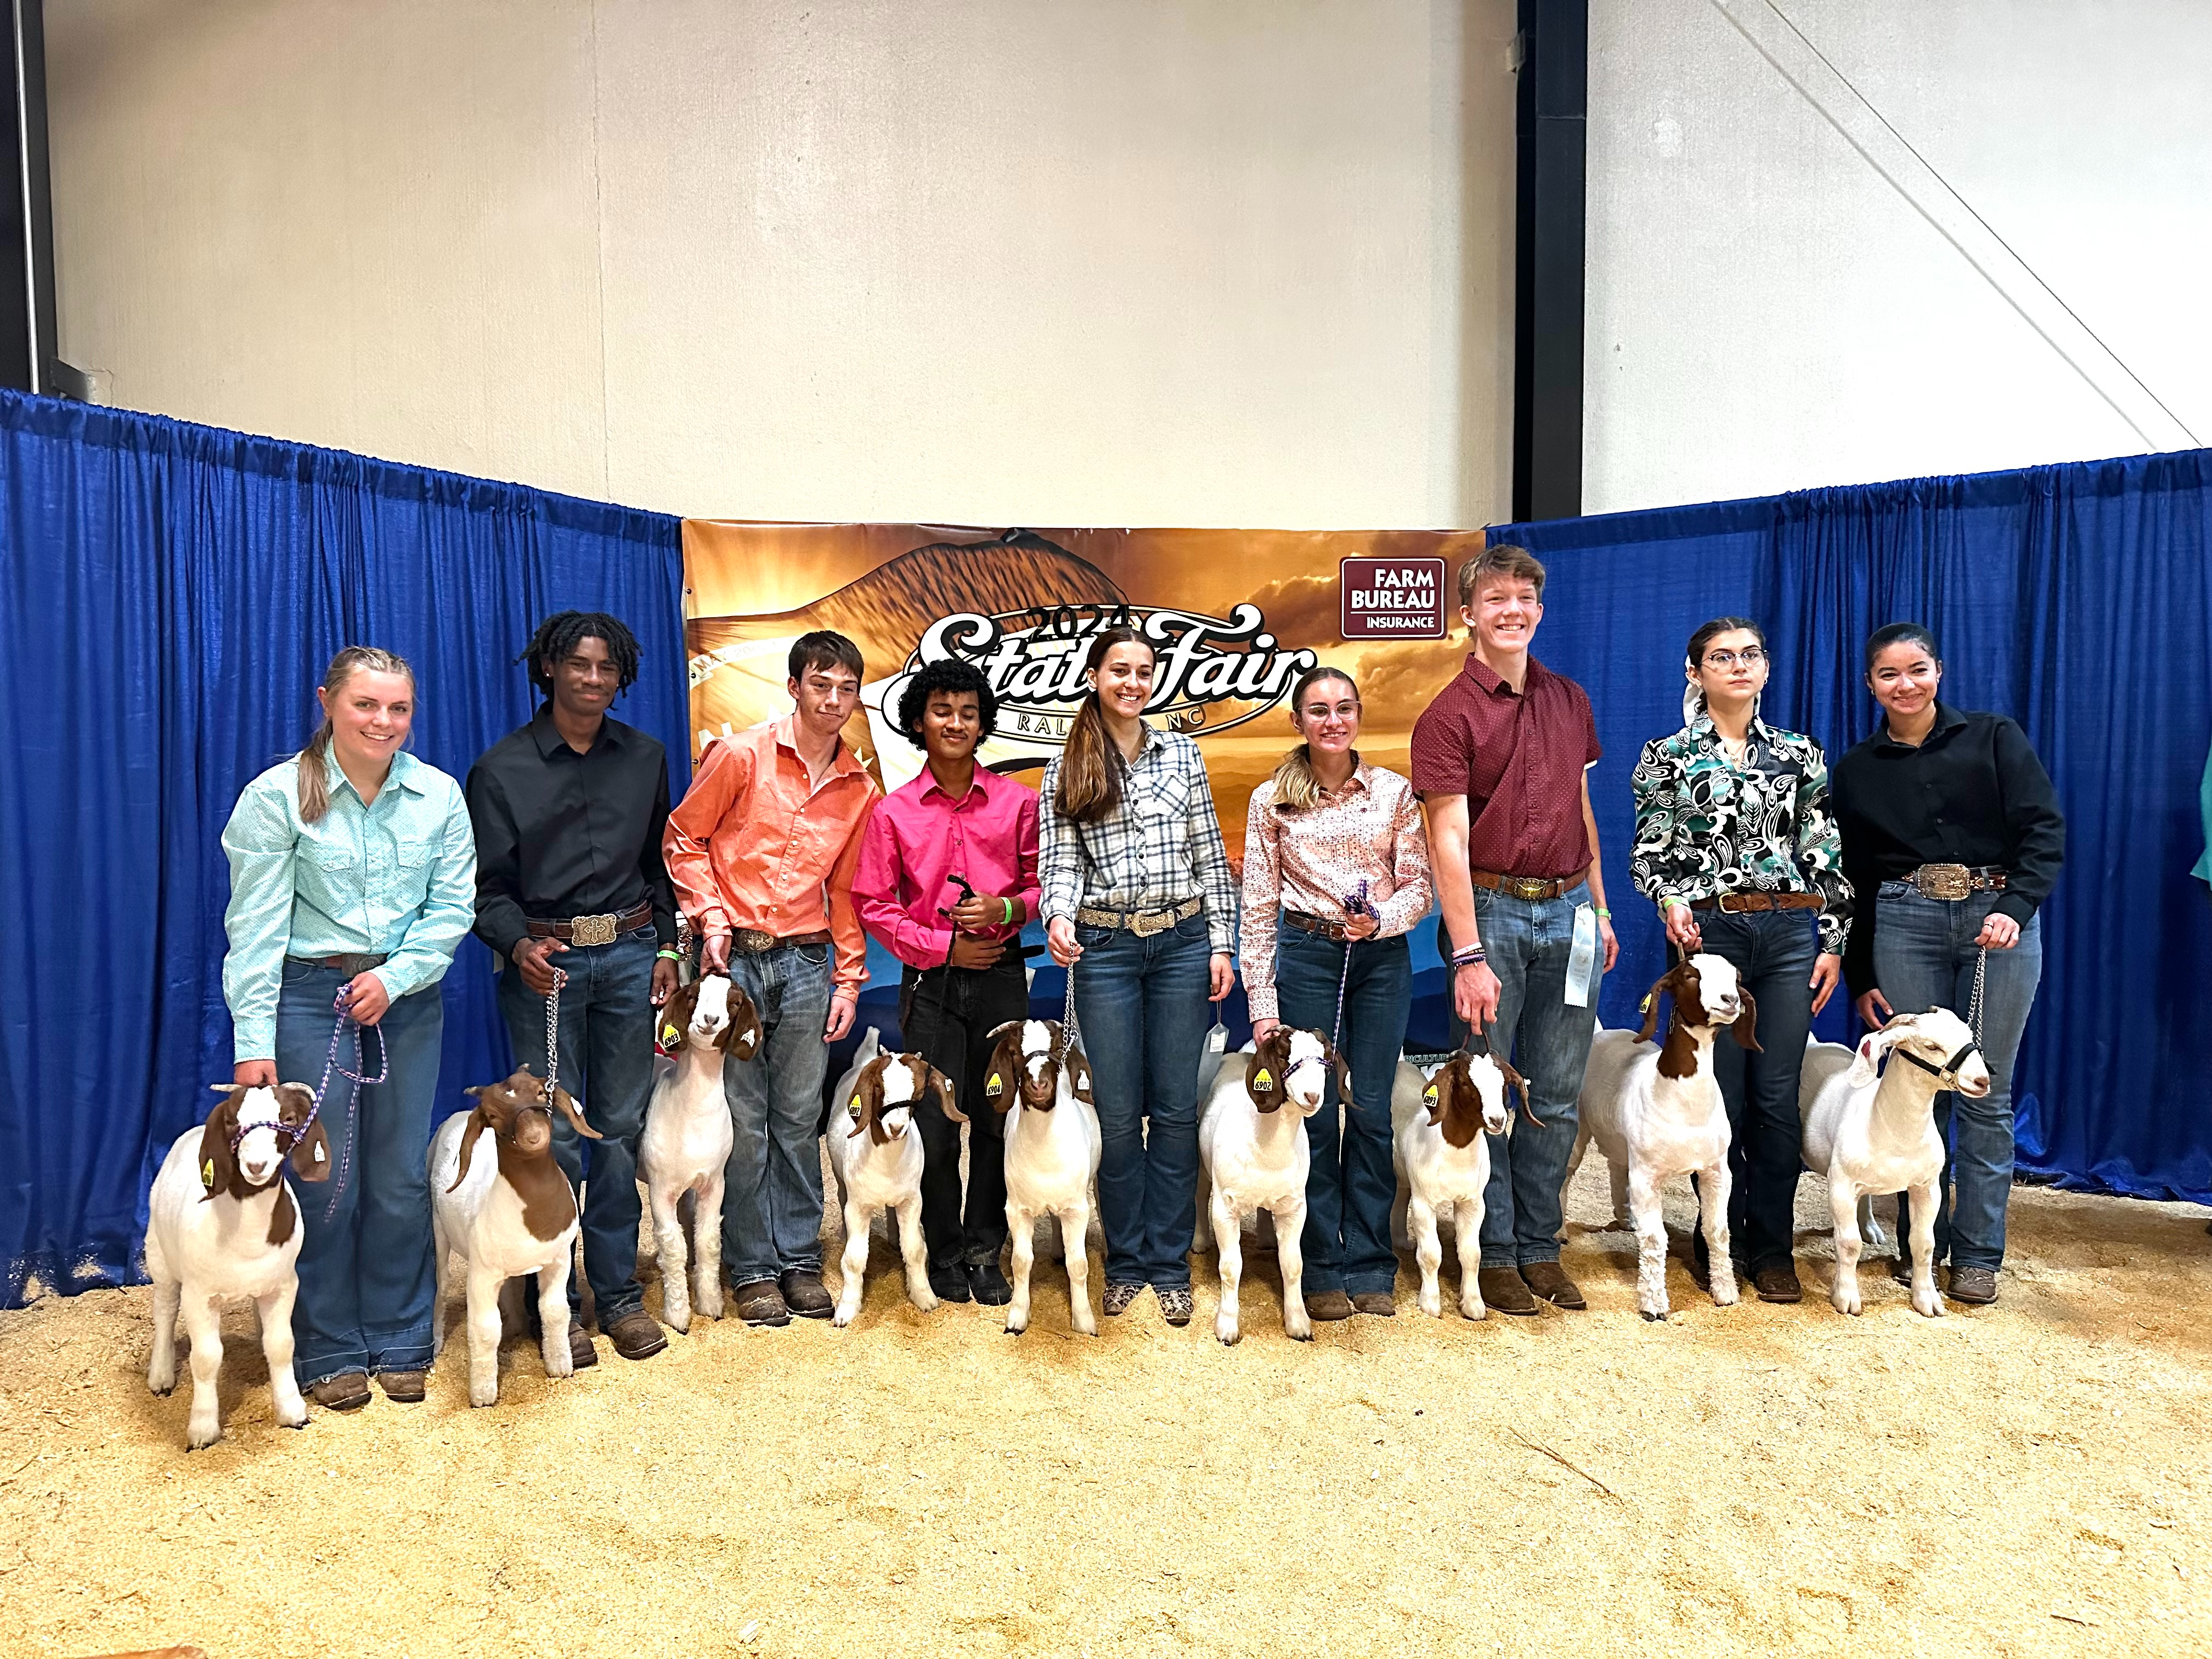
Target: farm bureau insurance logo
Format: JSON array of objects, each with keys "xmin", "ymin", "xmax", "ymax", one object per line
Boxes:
[
  {"xmin": 1339, "ymin": 556, "xmax": 1446, "ymax": 640},
  {"xmin": 905, "ymin": 602, "xmax": 1319, "ymax": 746}
]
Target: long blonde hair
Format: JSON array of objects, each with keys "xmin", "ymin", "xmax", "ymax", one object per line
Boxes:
[
  {"xmin": 297, "ymin": 646, "xmax": 416, "ymax": 823},
  {"xmin": 1055, "ymin": 628, "xmax": 1154, "ymax": 824},
  {"xmin": 1269, "ymin": 667, "xmax": 1361, "ymax": 811}
]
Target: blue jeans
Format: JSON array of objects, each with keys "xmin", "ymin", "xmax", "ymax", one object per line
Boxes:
[
  {"xmin": 1694, "ymin": 909, "xmax": 1818, "ymax": 1272},
  {"xmin": 1871, "ymin": 885, "xmax": 2044, "ymax": 1272},
  {"xmin": 496, "ymin": 924, "xmax": 657, "ymax": 1322},
  {"xmin": 1275, "ymin": 928, "xmax": 1411, "ymax": 1296},
  {"xmin": 719, "ymin": 940, "xmax": 833, "ymax": 1285},
  {"xmin": 1453, "ymin": 883, "xmax": 1601, "ymax": 1269},
  {"xmin": 1073, "ymin": 910, "xmax": 1214, "ymax": 1288},
  {"xmin": 273, "ymin": 960, "xmax": 444, "ymax": 1386}
]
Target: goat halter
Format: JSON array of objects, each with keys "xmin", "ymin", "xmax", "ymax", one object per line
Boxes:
[{"xmin": 1889, "ymin": 1039, "xmax": 1982, "ymax": 1087}]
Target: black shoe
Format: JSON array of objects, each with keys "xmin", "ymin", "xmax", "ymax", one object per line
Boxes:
[
  {"xmin": 928, "ymin": 1263, "xmax": 973, "ymax": 1304},
  {"xmin": 780, "ymin": 1268, "xmax": 834, "ymax": 1319},
  {"xmin": 966, "ymin": 1261, "xmax": 1012, "ymax": 1306}
]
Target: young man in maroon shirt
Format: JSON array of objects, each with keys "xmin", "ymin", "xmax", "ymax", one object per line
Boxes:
[{"xmin": 1410, "ymin": 545, "xmax": 1621, "ymax": 1316}]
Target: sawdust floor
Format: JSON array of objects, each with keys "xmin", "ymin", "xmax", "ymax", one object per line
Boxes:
[{"xmin": 3, "ymin": 1161, "xmax": 2209, "ymax": 1659}]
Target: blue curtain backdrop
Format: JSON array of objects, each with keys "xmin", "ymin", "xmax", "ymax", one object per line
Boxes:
[
  {"xmin": 0, "ymin": 393, "xmax": 686, "ymax": 1306},
  {"xmin": 1486, "ymin": 448, "xmax": 2212, "ymax": 1206}
]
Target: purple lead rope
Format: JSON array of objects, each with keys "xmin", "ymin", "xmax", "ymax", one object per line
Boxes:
[
  {"xmin": 315, "ymin": 981, "xmax": 389, "ymax": 1221},
  {"xmin": 1331, "ymin": 880, "xmax": 1374, "ymax": 1108}
]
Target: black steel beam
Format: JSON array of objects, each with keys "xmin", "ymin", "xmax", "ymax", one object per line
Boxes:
[
  {"xmin": 0, "ymin": 0, "xmax": 55, "ymax": 395},
  {"xmin": 1511, "ymin": 0, "xmax": 1587, "ymax": 523}
]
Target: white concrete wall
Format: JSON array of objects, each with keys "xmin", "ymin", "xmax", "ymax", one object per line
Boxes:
[
  {"xmin": 44, "ymin": 0, "xmax": 1517, "ymax": 529},
  {"xmin": 1585, "ymin": 0, "xmax": 2212, "ymax": 515}
]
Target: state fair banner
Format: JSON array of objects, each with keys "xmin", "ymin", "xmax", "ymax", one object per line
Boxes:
[{"xmin": 679, "ymin": 520, "xmax": 1483, "ymax": 1041}]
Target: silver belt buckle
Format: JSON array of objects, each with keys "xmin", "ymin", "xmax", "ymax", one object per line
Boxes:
[
  {"xmin": 1131, "ymin": 907, "xmax": 1170, "ymax": 938},
  {"xmin": 569, "ymin": 911, "xmax": 619, "ymax": 947},
  {"xmin": 1914, "ymin": 864, "xmax": 1972, "ymax": 901}
]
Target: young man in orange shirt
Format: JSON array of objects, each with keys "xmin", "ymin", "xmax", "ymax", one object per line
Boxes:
[{"xmin": 665, "ymin": 631, "xmax": 882, "ymax": 1325}]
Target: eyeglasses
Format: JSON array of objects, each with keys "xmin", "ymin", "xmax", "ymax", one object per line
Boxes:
[{"xmin": 1702, "ymin": 647, "xmax": 1766, "ymax": 670}]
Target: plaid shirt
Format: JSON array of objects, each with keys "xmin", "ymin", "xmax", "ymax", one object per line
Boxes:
[
  {"xmin": 1040, "ymin": 726, "xmax": 1238, "ymax": 952},
  {"xmin": 1629, "ymin": 715, "xmax": 1853, "ymax": 956}
]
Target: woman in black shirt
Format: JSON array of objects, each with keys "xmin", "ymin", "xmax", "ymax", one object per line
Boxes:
[{"xmin": 1831, "ymin": 623, "xmax": 2064, "ymax": 1307}]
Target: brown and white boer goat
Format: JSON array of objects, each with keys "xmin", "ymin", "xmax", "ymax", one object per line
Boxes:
[
  {"xmin": 985, "ymin": 1019, "xmax": 1104, "ymax": 1336},
  {"xmin": 637, "ymin": 972, "xmax": 762, "ymax": 1330},
  {"xmin": 827, "ymin": 1029, "xmax": 963, "ymax": 1326},
  {"xmin": 1192, "ymin": 1026, "xmax": 1339, "ymax": 1345},
  {"xmin": 429, "ymin": 1068, "xmax": 601, "ymax": 1406},
  {"xmin": 145, "ymin": 1082, "xmax": 332, "ymax": 1448},
  {"xmin": 1568, "ymin": 953, "xmax": 1759, "ymax": 1319},
  {"xmin": 1390, "ymin": 1049, "xmax": 1525, "ymax": 1319}
]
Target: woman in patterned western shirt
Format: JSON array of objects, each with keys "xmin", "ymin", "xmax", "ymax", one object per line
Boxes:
[
  {"xmin": 222, "ymin": 647, "xmax": 477, "ymax": 1412},
  {"xmin": 1240, "ymin": 667, "xmax": 1431, "ymax": 1322},
  {"xmin": 1628, "ymin": 617, "xmax": 1852, "ymax": 1305},
  {"xmin": 1041, "ymin": 627, "xmax": 1238, "ymax": 1329}
]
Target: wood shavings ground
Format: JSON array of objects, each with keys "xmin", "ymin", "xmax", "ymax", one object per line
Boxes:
[{"xmin": 2, "ymin": 1161, "xmax": 2207, "ymax": 1657}]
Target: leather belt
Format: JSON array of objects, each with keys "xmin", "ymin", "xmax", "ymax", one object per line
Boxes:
[
  {"xmin": 526, "ymin": 901, "xmax": 653, "ymax": 947},
  {"xmin": 1075, "ymin": 896, "xmax": 1202, "ymax": 937},
  {"xmin": 1690, "ymin": 891, "xmax": 1824, "ymax": 915},
  {"xmin": 1906, "ymin": 864, "xmax": 2008, "ymax": 901},
  {"xmin": 1470, "ymin": 870, "xmax": 1577, "ymax": 902},
  {"xmin": 287, "ymin": 952, "xmax": 390, "ymax": 975},
  {"xmin": 1282, "ymin": 909, "xmax": 1355, "ymax": 941},
  {"xmin": 726, "ymin": 928, "xmax": 832, "ymax": 954}
]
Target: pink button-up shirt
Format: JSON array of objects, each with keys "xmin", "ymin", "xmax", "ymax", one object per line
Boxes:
[{"xmin": 853, "ymin": 764, "xmax": 1042, "ymax": 970}]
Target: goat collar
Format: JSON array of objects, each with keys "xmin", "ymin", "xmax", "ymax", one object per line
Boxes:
[{"xmin": 1889, "ymin": 1040, "xmax": 1982, "ymax": 1086}]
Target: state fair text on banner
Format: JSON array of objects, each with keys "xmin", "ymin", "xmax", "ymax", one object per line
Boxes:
[{"xmin": 679, "ymin": 520, "xmax": 1476, "ymax": 1048}]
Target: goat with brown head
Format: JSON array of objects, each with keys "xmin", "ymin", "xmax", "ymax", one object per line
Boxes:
[
  {"xmin": 1636, "ymin": 953, "xmax": 1759, "ymax": 1077},
  {"xmin": 657, "ymin": 972, "xmax": 763, "ymax": 1060},
  {"xmin": 196, "ymin": 1081, "xmax": 332, "ymax": 1247},
  {"xmin": 453, "ymin": 1068, "xmax": 602, "ymax": 1242},
  {"xmin": 984, "ymin": 1019, "xmax": 1093, "ymax": 1112},
  {"xmin": 1242, "ymin": 1026, "xmax": 1340, "ymax": 1116},
  {"xmin": 1420, "ymin": 1049, "xmax": 1527, "ymax": 1147},
  {"xmin": 845, "ymin": 1049, "xmax": 962, "ymax": 1143}
]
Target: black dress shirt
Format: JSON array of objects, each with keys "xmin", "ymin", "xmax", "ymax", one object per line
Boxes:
[
  {"xmin": 465, "ymin": 706, "xmax": 678, "ymax": 962},
  {"xmin": 1831, "ymin": 702, "xmax": 2065, "ymax": 994}
]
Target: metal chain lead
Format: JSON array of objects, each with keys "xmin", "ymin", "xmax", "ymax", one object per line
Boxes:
[
  {"xmin": 543, "ymin": 967, "xmax": 568, "ymax": 1097},
  {"xmin": 1057, "ymin": 963, "xmax": 1080, "ymax": 1062},
  {"xmin": 1967, "ymin": 946, "xmax": 1987, "ymax": 1043}
]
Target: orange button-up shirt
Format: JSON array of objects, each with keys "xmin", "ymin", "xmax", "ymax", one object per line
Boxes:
[{"xmin": 664, "ymin": 717, "xmax": 882, "ymax": 997}]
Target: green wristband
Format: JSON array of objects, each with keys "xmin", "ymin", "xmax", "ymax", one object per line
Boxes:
[{"xmin": 656, "ymin": 949, "xmax": 684, "ymax": 963}]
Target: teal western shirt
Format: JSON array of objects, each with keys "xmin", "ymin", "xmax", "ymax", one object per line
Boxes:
[{"xmin": 221, "ymin": 750, "xmax": 478, "ymax": 1062}]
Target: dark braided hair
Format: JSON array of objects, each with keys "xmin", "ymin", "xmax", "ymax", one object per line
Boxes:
[
  {"xmin": 894, "ymin": 657, "xmax": 998, "ymax": 749},
  {"xmin": 519, "ymin": 610, "xmax": 641, "ymax": 701}
]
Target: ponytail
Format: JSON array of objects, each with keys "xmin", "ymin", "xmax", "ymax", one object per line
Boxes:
[
  {"xmin": 1054, "ymin": 628, "xmax": 1152, "ymax": 823},
  {"xmin": 297, "ymin": 646, "xmax": 415, "ymax": 823}
]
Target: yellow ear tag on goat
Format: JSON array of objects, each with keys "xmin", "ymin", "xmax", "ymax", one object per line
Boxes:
[
  {"xmin": 662, "ymin": 1023, "xmax": 681, "ymax": 1048},
  {"xmin": 1423, "ymin": 1082, "xmax": 1438, "ymax": 1102},
  {"xmin": 986, "ymin": 1071, "xmax": 1003, "ymax": 1096},
  {"xmin": 848, "ymin": 1094, "xmax": 862, "ymax": 1119},
  {"xmin": 1639, "ymin": 991, "xmax": 1656, "ymax": 1015},
  {"xmin": 1253, "ymin": 1067, "xmax": 1273, "ymax": 1091},
  {"xmin": 201, "ymin": 1158, "xmax": 215, "ymax": 1188}
]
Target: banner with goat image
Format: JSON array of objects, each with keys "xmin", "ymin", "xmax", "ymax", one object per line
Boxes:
[{"xmin": 679, "ymin": 519, "xmax": 1482, "ymax": 1046}]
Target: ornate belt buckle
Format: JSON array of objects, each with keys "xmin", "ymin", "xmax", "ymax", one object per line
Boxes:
[
  {"xmin": 1507, "ymin": 877, "xmax": 1548, "ymax": 902},
  {"xmin": 569, "ymin": 912, "xmax": 619, "ymax": 948},
  {"xmin": 1131, "ymin": 908, "xmax": 1169, "ymax": 938},
  {"xmin": 733, "ymin": 928, "xmax": 776, "ymax": 954},
  {"xmin": 1915, "ymin": 864, "xmax": 1972, "ymax": 901}
]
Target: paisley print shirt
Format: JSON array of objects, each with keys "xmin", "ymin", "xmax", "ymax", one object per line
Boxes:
[{"xmin": 1629, "ymin": 715, "xmax": 1853, "ymax": 956}]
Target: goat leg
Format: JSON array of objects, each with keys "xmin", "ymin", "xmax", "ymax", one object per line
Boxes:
[
  {"xmin": 1629, "ymin": 1172, "xmax": 1669, "ymax": 1321},
  {"xmin": 693, "ymin": 1177, "xmax": 725, "ymax": 1322},
  {"xmin": 538, "ymin": 1257, "xmax": 574, "ymax": 1378},
  {"xmin": 895, "ymin": 1195, "xmax": 935, "ymax": 1314},
  {"xmin": 649, "ymin": 1183, "xmax": 692, "ymax": 1331},
  {"xmin": 1062, "ymin": 1203, "xmax": 1097, "ymax": 1337},
  {"xmin": 1211, "ymin": 1189, "xmax": 1244, "ymax": 1346},
  {"xmin": 258, "ymin": 1279, "xmax": 308, "ymax": 1427},
  {"xmin": 431, "ymin": 1210, "xmax": 453, "ymax": 1360},
  {"xmin": 1455, "ymin": 1197, "xmax": 1489, "ymax": 1321},
  {"xmin": 465, "ymin": 1263, "xmax": 504, "ymax": 1407},
  {"xmin": 1276, "ymin": 1197, "xmax": 1312, "ymax": 1341},
  {"xmin": 1904, "ymin": 1178, "xmax": 1945, "ymax": 1319},
  {"xmin": 1827, "ymin": 1177, "xmax": 1866, "ymax": 1316},
  {"xmin": 1004, "ymin": 1203, "xmax": 1035, "ymax": 1335},
  {"xmin": 1408, "ymin": 1195, "xmax": 1444, "ymax": 1318},
  {"xmin": 182, "ymin": 1291, "xmax": 225, "ymax": 1450},
  {"xmin": 834, "ymin": 1197, "xmax": 871, "ymax": 1328},
  {"xmin": 1700, "ymin": 1161, "xmax": 1740, "ymax": 1307},
  {"xmin": 147, "ymin": 1277, "xmax": 180, "ymax": 1397}
]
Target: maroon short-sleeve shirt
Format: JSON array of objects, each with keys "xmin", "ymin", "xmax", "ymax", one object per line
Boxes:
[{"xmin": 1409, "ymin": 653, "xmax": 1601, "ymax": 878}]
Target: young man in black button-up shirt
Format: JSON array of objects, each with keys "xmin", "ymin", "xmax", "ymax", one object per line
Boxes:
[{"xmin": 466, "ymin": 611, "xmax": 680, "ymax": 1363}]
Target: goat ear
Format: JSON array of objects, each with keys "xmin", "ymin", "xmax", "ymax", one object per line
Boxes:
[
  {"xmin": 983, "ymin": 1036, "xmax": 1019, "ymax": 1112},
  {"xmin": 1730, "ymin": 987, "xmax": 1761, "ymax": 1052},
  {"xmin": 1068, "ymin": 1047, "xmax": 1094, "ymax": 1105},
  {"xmin": 1636, "ymin": 970, "xmax": 1676, "ymax": 1042},
  {"xmin": 720, "ymin": 985, "xmax": 763, "ymax": 1060},
  {"xmin": 929, "ymin": 1065, "xmax": 966, "ymax": 1126},
  {"xmin": 198, "ymin": 1089, "xmax": 242, "ymax": 1200},
  {"xmin": 1849, "ymin": 1020, "xmax": 1907, "ymax": 1087},
  {"xmin": 277, "ymin": 1084, "xmax": 331, "ymax": 1182},
  {"xmin": 450, "ymin": 1107, "xmax": 491, "ymax": 1192},
  {"xmin": 657, "ymin": 981, "xmax": 696, "ymax": 1054},
  {"xmin": 844, "ymin": 1060, "xmax": 879, "ymax": 1139},
  {"xmin": 985, "ymin": 1020, "xmax": 1026, "ymax": 1043},
  {"xmin": 1419, "ymin": 1067, "xmax": 1447, "ymax": 1127},
  {"xmin": 1496, "ymin": 1056, "xmax": 1532, "ymax": 1127},
  {"xmin": 551, "ymin": 1085, "xmax": 601, "ymax": 1141}
]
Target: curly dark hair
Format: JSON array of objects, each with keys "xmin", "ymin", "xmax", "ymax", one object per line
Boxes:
[
  {"xmin": 519, "ymin": 611, "xmax": 641, "ymax": 701},
  {"xmin": 894, "ymin": 658, "xmax": 998, "ymax": 750}
]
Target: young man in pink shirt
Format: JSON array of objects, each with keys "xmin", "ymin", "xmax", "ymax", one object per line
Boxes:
[{"xmin": 853, "ymin": 659, "xmax": 1040, "ymax": 1306}]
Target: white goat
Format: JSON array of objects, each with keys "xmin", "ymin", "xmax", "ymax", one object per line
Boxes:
[
  {"xmin": 145, "ymin": 1083, "xmax": 331, "ymax": 1449},
  {"xmin": 1570, "ymin": 953, "xmax": 1760, "ymax": 1319},
  {"xmin": 637, "ymin": 973, "xmax": 762, "ymax": 1331},
  {"xmin": 988, "ymin": 1019, "xmax": 1104, "ymax": 1336},
  {"xmin": 430, "ymin": 1068, "xmax": 602, "ymax": 1407},
  {"xmin": 1802, "ymin": 1008, "xmax": 1990, "ymax": 1318},
  {"xmin": 1801, "ymin": 1037, "xmax": 1895, "ymax": 1256},
  {"xmin": 1390, "ymin": 1049, "xmax": 1521, "ymax": 1319},
  {"xmin": 827, "ymin": 1030, "xmax": 962, "ymax": 1326},
  {"xmin": 1193, "ymin": 1028, "xmax": 1335, "ymax": 1345}
]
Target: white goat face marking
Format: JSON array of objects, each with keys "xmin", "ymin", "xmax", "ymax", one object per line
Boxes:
[
  {"xmin": 1021, "ymin": 1019, "xmax": 1052, "ymax": 1082},
  {"xmin": 881, "ymin": 1058, "xmax": 919, "ymax": 1106},
  {"xmin": 234, "ymin": 1087, "xmax": 286, "ymax": 1182},
  {"xmin": 1284, "ymin": 1031, "xmax": 1330, "ymax": 1107},
  {"xmin": 880, "ymin": 1105, "xmax": 912, "ymax": 1139},
  {"xmin": 1466, "ymin": 1056, "xmax": 1511, "ymax": 1135},
  {"xmin": 692, "ymin": 977, "xmax": 732, "ymax": 1040},
  {"xmin": 1687, "ymin": 952, "xmax": 1743, "ymax": 1021}
]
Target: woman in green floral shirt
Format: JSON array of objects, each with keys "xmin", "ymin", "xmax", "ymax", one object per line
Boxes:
[{"xmin": 1628, "ymin": 617, "xmax": 1852, "ymax": 1304}]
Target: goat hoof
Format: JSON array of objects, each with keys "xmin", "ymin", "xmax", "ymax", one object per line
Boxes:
[{"xmin": 1640, "ymin": 1310, "xmax": 1664, "ymax": 1323}]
